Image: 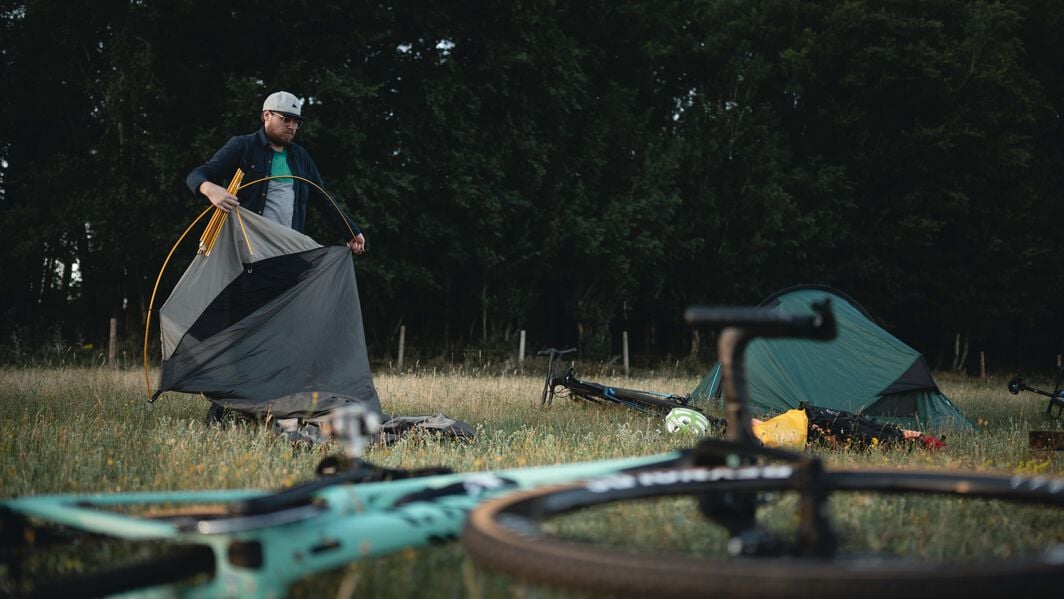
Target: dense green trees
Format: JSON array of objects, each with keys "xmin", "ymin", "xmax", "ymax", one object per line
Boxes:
[{"xmin": 1, "ymin": 0, "xmax": 1061, "ymax": 371}]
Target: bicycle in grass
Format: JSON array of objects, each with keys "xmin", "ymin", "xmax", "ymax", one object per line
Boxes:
[
  {"xmin": 1008, "ymin": 366, "xmax": 1064, "ymax": 418},
  {"xmin": 537, "ymin": 346, "xmax": 696, "ymax": 413},
  {"xmin": 2, "ymin": 300, "xmax": 1062, "ymax": 597}
]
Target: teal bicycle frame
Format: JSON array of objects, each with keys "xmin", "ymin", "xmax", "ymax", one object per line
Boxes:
[{"xmin": 3, "ymin": 450, "xmax": 685, "ymax": 597}]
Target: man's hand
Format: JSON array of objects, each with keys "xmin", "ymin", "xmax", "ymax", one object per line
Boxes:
[
  {"xmin": 199, "ymin": 181, "xmax": 240, "ymax": 212},
  {"xmin": 347, "ymin": 233, "xmax": 367, "ymax": 255}
]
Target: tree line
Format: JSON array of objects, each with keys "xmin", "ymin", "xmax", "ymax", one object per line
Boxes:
[{"xmin": 1, "ymin": 0, "xmax": 1062, "ymax": 373}]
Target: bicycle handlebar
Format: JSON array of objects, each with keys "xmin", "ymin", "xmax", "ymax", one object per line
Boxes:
[
  {"xmin": 539, "ymin": 348, "xmax": 577, "ymax": 407},
  {"xmin": 683, "ymin": 299, "xmax": 836, "ymax": 341}
]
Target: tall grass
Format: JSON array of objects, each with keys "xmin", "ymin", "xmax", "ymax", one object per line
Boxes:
[{"xmin": 1, "ymin": 366, "xmax": 1061, "ymax": 597}]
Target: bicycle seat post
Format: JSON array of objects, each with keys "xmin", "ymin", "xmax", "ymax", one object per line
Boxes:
[{"xmin": 716, "ymin": 327, "xmax": 761, "ymax": 447}]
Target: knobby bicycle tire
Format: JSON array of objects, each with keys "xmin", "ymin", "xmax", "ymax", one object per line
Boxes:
[{"xmin": 462, "ymin": 465, "xmax": 1064, "ymax": 598}]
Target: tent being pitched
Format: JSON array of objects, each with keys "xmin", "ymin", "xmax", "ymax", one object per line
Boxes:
[
  {"xmin": 690, "ymin": 285, "xmax": 972, "ymax": 433},
  {"xmin": 153, "ymin": 208, "xmax": 381, "ymax": 418}
]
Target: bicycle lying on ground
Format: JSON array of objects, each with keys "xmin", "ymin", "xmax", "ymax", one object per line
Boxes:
[
  {"xmin": 1, "ymin": 301, "xmax": 1061, "ymax": 598},
  {"xmin": 538, "ymin": 347, "xmax": 693, "ymax": 413},
  {"xmin": 0, "ymin": 412, "xmax": 686, "ymax": 598}
]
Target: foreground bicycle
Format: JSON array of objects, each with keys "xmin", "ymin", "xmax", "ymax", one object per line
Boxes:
[
  {"xmin": 0, "ymin": 410, "xmax": 687, "ymax": 598},
  {"xmin": 462, "ymin": 300, "xmax": 1064, "ymax": 597}
]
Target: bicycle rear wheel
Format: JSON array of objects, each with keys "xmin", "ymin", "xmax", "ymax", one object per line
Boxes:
[{"xmin": 462, "ymin": 465, "xmax": 1064, "ymax": 597}]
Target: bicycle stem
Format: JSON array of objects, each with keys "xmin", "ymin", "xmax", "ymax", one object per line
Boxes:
[{"xmin": 717, "ymin": 327, "xmax": 760, "ymax": 447}]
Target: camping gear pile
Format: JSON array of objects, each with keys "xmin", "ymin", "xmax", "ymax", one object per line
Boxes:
[{"xmin": 749, "ymin": 403, "xmax": 946, "ymax": 451}]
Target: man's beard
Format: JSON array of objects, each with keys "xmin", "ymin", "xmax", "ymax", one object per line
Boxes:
[{"xmin": 266, "ymin": 129, "xmax": 293, "ymax": 147}]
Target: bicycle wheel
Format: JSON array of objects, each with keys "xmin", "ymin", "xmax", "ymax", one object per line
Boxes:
[{"xmin": 462, "ymin": 464, "xmax": 1064, "ymax": 597}]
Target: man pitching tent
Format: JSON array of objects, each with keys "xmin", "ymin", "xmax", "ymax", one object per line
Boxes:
[
  {"xmin": 690, "ymin": 285, "xmax": 973, "ymax": 432},
  {"xmin": 152, "ymin": 208, "xmax": 381, "ymax": 422},
  {"xmin": 151, "ymin": 91, "xmax": 380, "ymax": 431}
]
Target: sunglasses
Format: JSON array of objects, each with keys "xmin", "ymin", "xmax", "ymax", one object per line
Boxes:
[{"xmin": 270, "ymin": 111, "xmax": 304, "ymax": 126}]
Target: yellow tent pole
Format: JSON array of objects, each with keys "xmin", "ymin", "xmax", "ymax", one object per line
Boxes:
[
  {"xmin": 234, "ymin": 209, "xmax": 254, "ymax": 256},
  {"xmin": 143, "ymin": 168, "xmax": 243, "ymax": 399},
  {"xmin": 143, "ymin": 206, "xmax": 214, "ymax": 399},
  {"xmin": 236, "ymin": 174, "xmax": 357, "ymax": 241},
  {"xmin": 200, "ymin": 169, "xmax": 244, "ymax": 256}
]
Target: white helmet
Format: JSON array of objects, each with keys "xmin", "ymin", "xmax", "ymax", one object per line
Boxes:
[{"xmin": 665, "ymin": 407, "xmax": 711, "ymax": 435}]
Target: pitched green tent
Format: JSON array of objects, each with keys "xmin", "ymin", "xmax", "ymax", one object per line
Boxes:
[{"xmin": 690, "ymin": 285, "xmax": 973, "ymax": 432}]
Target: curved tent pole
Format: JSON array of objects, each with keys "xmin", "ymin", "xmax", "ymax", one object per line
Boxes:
[
  {"xmin": 142, "ymin": 173, "xmax": 356, "ymax": 401},
  {"xmin": 142, "ymin": 206, "xmax": 213, "ymax": 399},
  {"xmin": 243, "ymin": 175, "xmax": 357, "ymax": 240}
]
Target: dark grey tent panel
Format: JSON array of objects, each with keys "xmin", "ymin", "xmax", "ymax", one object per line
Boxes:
[
  {"xmin": 690, "ymin": 285, "xmax": 972, "ymax": 432},
  {"xmin": 218, "ymin": 391, "xmax": 371, "ymax": 421},
  {"xmin": 155, "ymin": 210, "xmax": 380, "ymax": 417}
]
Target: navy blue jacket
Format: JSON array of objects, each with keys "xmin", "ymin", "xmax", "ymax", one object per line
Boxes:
[{"xmin": 186, "ymin": 128, "xmax": 362, "ymax": 239}]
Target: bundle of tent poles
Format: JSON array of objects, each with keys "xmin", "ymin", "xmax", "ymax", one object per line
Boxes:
[{"xmin": 199, "ymin": 168, "xmax": 253, "ymax": 257}]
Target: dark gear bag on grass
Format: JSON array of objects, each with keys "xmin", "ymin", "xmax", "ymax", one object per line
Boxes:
[{"xmin": 801, "ymin": 402, "xmax": 907, "ymax": 450}]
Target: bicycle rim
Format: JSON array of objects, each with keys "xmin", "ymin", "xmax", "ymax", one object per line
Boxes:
[{"xmin": 462, "ymin": 467, "xmax": 1064, "ymax": 597}]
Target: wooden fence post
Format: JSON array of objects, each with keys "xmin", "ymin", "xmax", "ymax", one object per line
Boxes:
[
  {"xmin": 622, "ymin": 331, "xmax": 630, "ymax": 377},
  {"xmin": 979, "ymin": 351, "xmax": 986, "ymax": 380},
  {"xmin": 518, "ymin": 330, "xmax": 526, "ymax": 373},
  {"xmin": 108, "ymin": 317, "xmax": 117, "ymax": 369},
  {"xmin": 398, "ymin": 325, "xmax": 406, "ymax": 372}
]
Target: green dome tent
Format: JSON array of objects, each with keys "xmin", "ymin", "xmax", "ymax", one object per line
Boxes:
[{"xmin": 690, "ymin": 285, "xmax": 973, "ymax": 432}]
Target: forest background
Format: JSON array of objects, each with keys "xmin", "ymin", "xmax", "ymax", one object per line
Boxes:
[{"xmin": 1, "ymin": 0, "xmax": 1062, "ymax": 374}]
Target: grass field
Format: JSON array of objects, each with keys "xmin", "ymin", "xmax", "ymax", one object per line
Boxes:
[{"xmin": 1, "ymin": 365, "xmax": 1062, "ymax": 597}]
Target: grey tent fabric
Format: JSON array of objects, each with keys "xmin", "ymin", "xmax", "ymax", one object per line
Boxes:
[
  {"xmin": 216, "ymin": 391, "xmax": 373, "ymax": 421},
  {"xmin": 154, "ymin": 209, "xmax": 381, "ymax": 416}
]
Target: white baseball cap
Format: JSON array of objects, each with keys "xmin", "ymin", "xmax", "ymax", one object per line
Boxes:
[{"xmin": 263, "ymin": 91, "xmax": 303, "ymax": 118}]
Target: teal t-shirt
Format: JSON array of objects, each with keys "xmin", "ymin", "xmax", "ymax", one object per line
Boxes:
[{"xmin": 263, "ymin": 149, "xmax": 295, "ymax": 227}]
